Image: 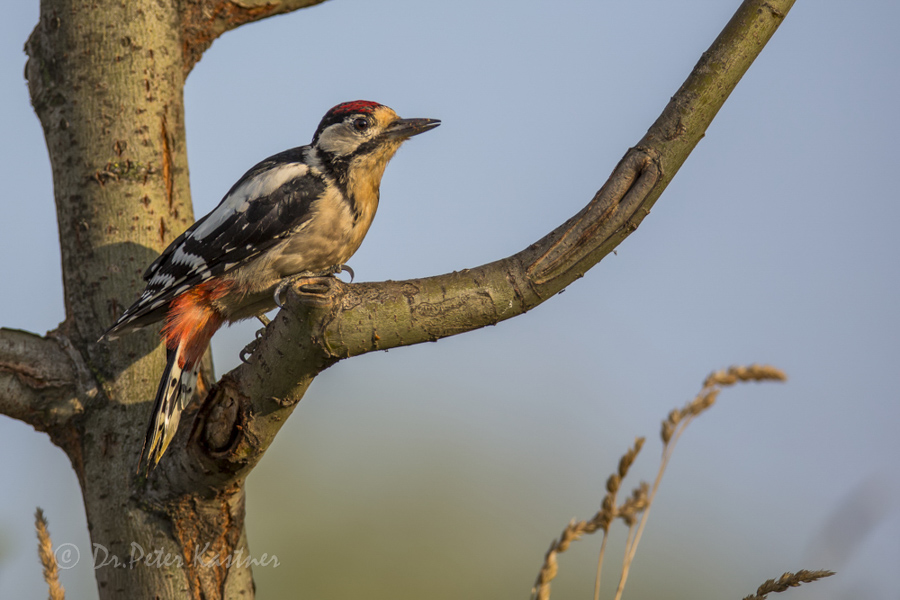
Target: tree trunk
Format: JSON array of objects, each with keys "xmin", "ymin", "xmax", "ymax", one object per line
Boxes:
[
  {"xmin": 22, "ymin": 0, "xmax": 255, "ymax": 596},
  {"xmin": 2, "ymin": 0, "xmax": 795, "ymax": 597}
]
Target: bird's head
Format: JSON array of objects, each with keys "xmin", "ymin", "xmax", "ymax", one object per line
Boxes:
[{"xmin": 312, "ymin": 100, "xmax": 440, "ymax": 162}]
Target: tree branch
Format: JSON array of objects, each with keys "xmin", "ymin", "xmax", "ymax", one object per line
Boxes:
[
  {"xmin": 0, "ymin": 328, "xmax": 83, "ymax": 430},
  {"xmin": 164, "ymin": 0, "xmax": 795, "ymax": 487},
  {"xmin": 181, "ymin": 0, "xmax": 331, "ymax": 76}
]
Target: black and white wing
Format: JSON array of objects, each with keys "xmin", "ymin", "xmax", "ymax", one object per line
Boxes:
[{"xmin": 104, "ymin": 146, "xmax": 326, "ymax": 338}]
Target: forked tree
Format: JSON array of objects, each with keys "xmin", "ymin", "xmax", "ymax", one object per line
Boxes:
[{"xmin": 0, "ymin": 0, "xmax": 795, "ymax": 597}]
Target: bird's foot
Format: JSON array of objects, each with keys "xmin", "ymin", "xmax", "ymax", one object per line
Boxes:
[
  {"xmin": 240, "ymin": 336, "xmax": 261, "ymax": 364},
  {"xmin": 273, "ymin": 271, "xmax": 317, "ymax": 308},
  {"xmin": 273, "ymin": 264, "xmax": 353, "ymax": 308},
  {"xmin": 240, "ymin": 322, "xmax": 271, "ymax": 364}
]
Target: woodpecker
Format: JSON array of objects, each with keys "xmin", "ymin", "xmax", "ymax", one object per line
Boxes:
[{"xmin": 104, "ymin": 100, "xmax": 440, "ymax": 471}]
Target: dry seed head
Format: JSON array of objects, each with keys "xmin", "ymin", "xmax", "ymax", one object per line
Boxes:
[
  {"xmin": 742, "ymin": 569, "xmax": 835, "ymax": 600},
  {"xmin": 687, "ymin": 388, "xmax": 719, "ymax": 416},
  {"xmin": 531, "ymin": 364, "xmax": 788, "ymax": 600},
  {"xmin": 704, "ymin": 364, "xmax": 787, "ymax": 389},
  {"xmin": 593, "ymin": 493, "xmax": 617, "ymax": 532},
  {"xmin": 619, "ymin": 508, "xmax": 638, "ymax": 527},
  {"xmin": 668, "ymin": 408, "xmax": 683, "ymax": 426},
  {"xmin": 532, "ymin": 549, "xmax": 559, "ymax": 600},
  {"xmin": 634, "ymin": 481, "xmax": 649, "ymax": 501},
  {"xmin": 35, "ymin": 507, "xmax": 66, "ymax": 600},
  {"xmin": 602, "ymin": 494, "xmax": 615, "ymax": 513},
  {"xmin": 618, "ymin": 437, "xmax": 645, "ymax": 478},
  {"xmin": 661, "ymin": 420, "xmax": 675, "ymax": 444},
  {"xmin": 556, "ymin": 519, "xmax": 587, "ymax": 552},
  {"xmin": 533, "ymin": 517, "xmax": 596, "ymax": 599},
  {"xmin": 594, "ymin": 437, "xmax": 647, "ymax": 532},
  {"xmin": 665, "ymin": 364, "xmax": 788, "ymax": 444},
  {"xmin": 607, "ymin": 473, "xmax": 621, "ymax": 494},
  {"xmin": 661, "ymin": 409, "xmax": 684, "ymax": 444},
  {"xmin": 592, "ymin": 499, "xmax": 616, "ymax": 532},
  {"xmin": 625, "ymin": 483, "xmax": 649, "ymax": 508},
  {"xmin": 704, "ymin": 369, "xmax": 737, "ymax": 388},
  {"xmin": 593, "ymin": 513, "xmax": 613, "ymax": 532},
  {"xmin": 617, "ymin": 483, "xmax": 650, "ymax": 526},
  {"xmin": 541, "ymin": 552, "xmax": 558, "ymax": 580}
]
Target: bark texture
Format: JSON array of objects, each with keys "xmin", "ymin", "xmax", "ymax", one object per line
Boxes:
[
  {"xmin": 19, "ymin": 0, "xmax": 330, "ymax": 597},
  {"xmin": 3, "ymin": 0, "xmax": 795, "ymax": 597}
]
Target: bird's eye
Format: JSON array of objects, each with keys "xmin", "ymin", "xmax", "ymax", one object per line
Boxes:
[{"xmin": 352, "ymin": 117, "xmax": 371, "ymax": 132}]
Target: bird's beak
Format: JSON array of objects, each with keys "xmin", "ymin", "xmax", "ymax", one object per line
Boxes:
[{"xmin": 385, "ymin": 117, "xmax": 441, "ymax": 140}]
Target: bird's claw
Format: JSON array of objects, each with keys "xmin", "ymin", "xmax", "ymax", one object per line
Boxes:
[
  {"xmin": 240, "ymin": 338, "xmax": 261, "ymax": 364},
  {"xmin": 273, "ymin": 264, "xmax": 354, "ymax": 308},
  {"xmin": 273, "ymin": 274, "xmax": 303, "ymax": 309},
  {"xmin": 240, "ymin": 325, "xmax": 269, "ymax": 363}
]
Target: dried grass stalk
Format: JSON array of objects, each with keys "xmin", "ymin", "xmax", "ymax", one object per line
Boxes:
[
  {"xmin": 531, "ymin": 364, "xmax": 799, "ymax": 600},
  {"xmin": 35, "ymin": 507, "xmax": 65, "ymax": 600},
  {"xmin": 619, "ymin": 364, "xmax": 788, "ymax": 598},
  {"xmin": 531, "ymin": 437, "xmax": 645, "ymax": 600},
  {"xmin": 742, "ymin": 569, "xmax": 835, "ymax": 599},
  {"xmin": 703, "ymin": 364, "xmax": 787, "ymax": 389}
]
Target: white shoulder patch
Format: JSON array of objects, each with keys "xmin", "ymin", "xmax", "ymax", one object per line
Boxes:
[{"xmin": 192, "ymin": 162, "xmax": 309, "ymax": 240}]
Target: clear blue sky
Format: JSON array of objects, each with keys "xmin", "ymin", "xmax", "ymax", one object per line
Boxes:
[{"xmin": 1, "ymin": 1, "xmax": 898, "ymax": 598}]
